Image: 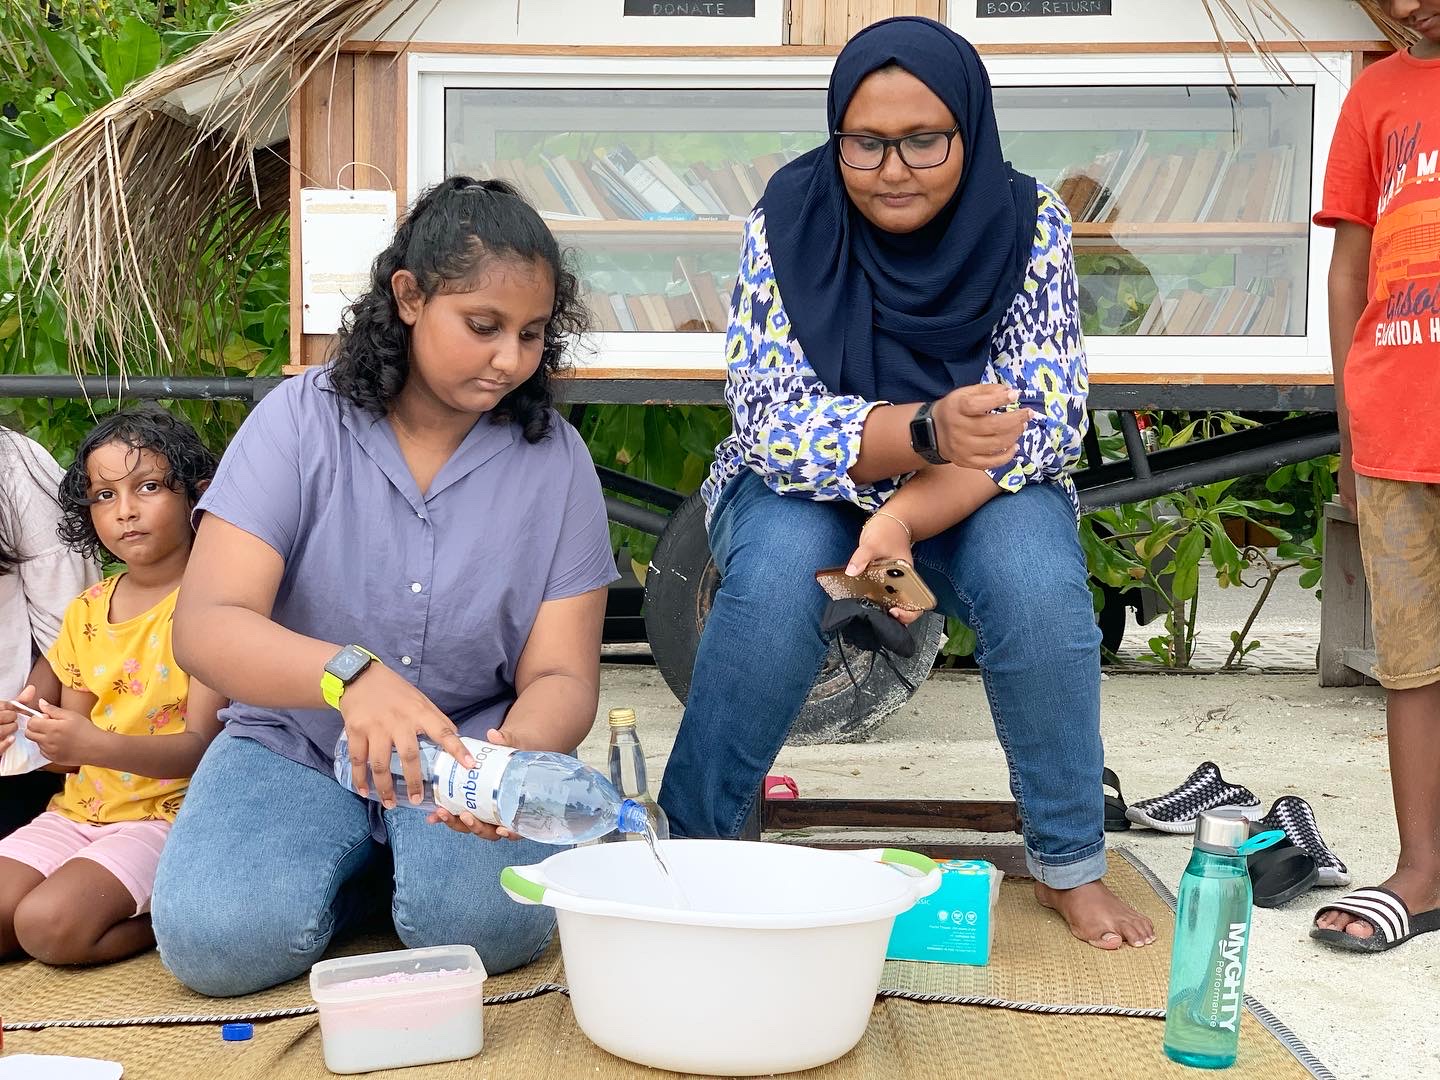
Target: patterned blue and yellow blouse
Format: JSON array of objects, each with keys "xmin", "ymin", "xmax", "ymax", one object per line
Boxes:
[{"xmin": 701, "ymin": 182, "xmax": 1087, "ymax": 522}]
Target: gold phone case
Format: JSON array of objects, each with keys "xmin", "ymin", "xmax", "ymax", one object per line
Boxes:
[{"xmin": 814, "ymin": 559, "xmax": 938, "ymax": 612}]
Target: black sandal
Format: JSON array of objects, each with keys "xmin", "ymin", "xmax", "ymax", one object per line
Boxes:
[
  {"xmin": 1311, "ymin": 887, "xmax": 1440, "ymax": 953},
  {"xmin": 1248, "ymin": 840, "xmax": 1318, "ymax": 908},
  {"xmin": 1103, "ymin": 767, "xmax": 1130, "ymax": 832}
]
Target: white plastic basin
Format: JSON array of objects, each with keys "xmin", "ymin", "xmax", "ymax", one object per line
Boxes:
[{"xmin": 501, "ymin": 840, "xmax": 938, "ymax": 1076}]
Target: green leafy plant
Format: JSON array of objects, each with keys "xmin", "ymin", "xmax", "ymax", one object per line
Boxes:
[
  {"xmin": 574, "ymin": 403, "xmax": 733, "ymax": 568},
  {"xmin": 1083, "ymin": 476, "xmax": 1296, "ymax": 667}
]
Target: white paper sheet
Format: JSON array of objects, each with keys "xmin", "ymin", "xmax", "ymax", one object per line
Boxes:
[
  {"xmin": 0, "ymin": 1056, "xmax": 122, "ymax": 1079},
  {"xmin": 299, "ymin": 188, "xmax": 397, "ymax": 335}
]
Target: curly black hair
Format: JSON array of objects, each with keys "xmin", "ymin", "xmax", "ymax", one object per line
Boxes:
[
  {"xmin": 327, "ymin": 176, "xmax": 590, "ymax": 443},
  {"xmin": 58, "ymin": 406, "xmax": 219, "ymax": 563}
]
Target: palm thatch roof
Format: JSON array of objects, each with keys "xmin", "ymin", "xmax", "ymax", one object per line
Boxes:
[
  {"xmin": 15, "ymin": 0, "xmax": 1412, "ymax": 376},
  {"xmin": 15, "ymin": 0, "xmax": 431, "ymax": 375}
]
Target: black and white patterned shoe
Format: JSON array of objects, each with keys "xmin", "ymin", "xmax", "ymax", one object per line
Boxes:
[
  {"xmin": 1256, "ymin": 795, "xmax": 1350, "ymax": 888},
  {"xmin": 1125, "ymin": 762, "xmax": 1262, "ymax": 833}
]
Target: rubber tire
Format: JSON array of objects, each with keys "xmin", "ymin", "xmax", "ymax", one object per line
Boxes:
[{"xmin": 644, "ymin": 492, "xmax": 944, "ymax": 746}]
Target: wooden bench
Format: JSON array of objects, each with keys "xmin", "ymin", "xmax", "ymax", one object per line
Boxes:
[{"xmin": 1318, "ymin": 499, "xmax": 1379, "ymax": 686}]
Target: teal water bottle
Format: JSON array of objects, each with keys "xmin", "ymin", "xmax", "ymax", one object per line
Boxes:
[{"xmin": 1163, "ymin": 810, "xmax": 1283, "ymax": 1069}]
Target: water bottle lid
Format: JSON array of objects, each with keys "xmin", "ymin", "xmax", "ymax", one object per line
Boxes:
[
  {"xmin": 1194, "ymin": 808, "xmax": 1251, "ymax": 855},
  {"xmin": 607, "ymin": 708, "xmax": 637, "ymax": 728}
]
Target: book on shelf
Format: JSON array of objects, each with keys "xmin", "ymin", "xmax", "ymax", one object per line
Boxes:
[
  {"xmin": 676, "ymin": 256, "xmax": 731, "ymax": 331},
  {"xmin": 609, "ymin": 293, "xmax": 637, "ymax": 332}
]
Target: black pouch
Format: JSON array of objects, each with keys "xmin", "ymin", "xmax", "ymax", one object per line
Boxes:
[{"xmin": 819, "ymin": 598, "xmax": 918, "ymax": 659}]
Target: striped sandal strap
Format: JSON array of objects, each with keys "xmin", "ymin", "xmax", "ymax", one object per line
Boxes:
[{"xmin": 1317, "ymin": 887, "xmax": 1411, "ymax": 943}]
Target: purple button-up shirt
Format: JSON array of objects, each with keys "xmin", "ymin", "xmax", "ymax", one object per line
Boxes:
[{"xmin": 196, "ymin": 367, "xmax": 617, "ymax": 830}]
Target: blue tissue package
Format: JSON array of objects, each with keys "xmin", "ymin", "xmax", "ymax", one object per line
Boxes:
[{"xmin": 886, "ymin": 859, "xmax": 1002, "ymax": 966}]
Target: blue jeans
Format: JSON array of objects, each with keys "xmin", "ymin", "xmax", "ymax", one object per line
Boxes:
[
  {"xmin": 658, "ymin": 471, "xmax": 1107, "ymax": 889},
  {"xmin": 152, "ymin": 732, "xmax": 556, "ymax": 997}
]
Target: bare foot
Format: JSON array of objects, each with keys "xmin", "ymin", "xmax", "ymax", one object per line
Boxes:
[
  {"xmin": 1314, "ymin": 865, "xmax": 1440, "ymax": 939},
  {"xmin": 1035, "ymin": 879, "xmax": 1156, "ymax": 951}
]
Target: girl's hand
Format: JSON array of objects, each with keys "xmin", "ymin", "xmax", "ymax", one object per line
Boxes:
[
  {"xmin": 338, "ymin": 664, "xmax": 475, "ymax": 810},
  {"xmin": 0, "ymin": 684, "xmax": 32, "ymax": 755},
  {"xmin": 428, "ymin": 728, "xmax": 521, "ymax": 842},
  {"xmin": 932, "ymin": 384, "xmax": 1032, "ymax": 470},
  {"xmin": 844, "ymin": 513, "xmax": 923, "ymax": 627},
  {"xmin": 26, "ymin": 699, "xmax": 100, "ymax": 767}
]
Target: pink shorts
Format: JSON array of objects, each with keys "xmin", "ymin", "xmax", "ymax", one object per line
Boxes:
[{"xmin": 0, "ymin": 812, "xmax": 171, "ymax": 915}]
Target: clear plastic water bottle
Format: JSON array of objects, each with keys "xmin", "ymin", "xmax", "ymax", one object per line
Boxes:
[
  {"xmin": 1163, "ymin": 810, "xmax": 1284, "ymax": 1069},
  {"xmin": 600, "ymin": 708, "xmax": 669, "ymax": 844},
  {"xmin": 334, "ymin": 732, "xmax": 649, "ymax": 844}
]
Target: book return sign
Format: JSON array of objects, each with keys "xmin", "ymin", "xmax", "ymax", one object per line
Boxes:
[
  {"xmin": 977, "ymin": 1, "xmax": 1111, "ymax": 16},
  {"xmin": 624, "ymin": 1, "xmax": 756, "ymax": 14}
]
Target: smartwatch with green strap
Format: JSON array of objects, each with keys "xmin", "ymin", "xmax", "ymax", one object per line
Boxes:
[{"xmin": 321, "ymin": 645, "xmax": 381, "ymax": 710}]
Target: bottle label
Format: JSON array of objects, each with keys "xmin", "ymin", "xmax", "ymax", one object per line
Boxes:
[
  {"xmin": 1210, "ymin": 922, "xmax": 1248, "ymax": 1032},
  {"xmin": 433, "ymin": 738, "xmax": 515, "ymax": 823}
]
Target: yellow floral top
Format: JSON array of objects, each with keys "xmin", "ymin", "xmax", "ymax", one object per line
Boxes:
[{"xmin": 45, "ymin": 576, "xmax": 190, "ymax": 824}]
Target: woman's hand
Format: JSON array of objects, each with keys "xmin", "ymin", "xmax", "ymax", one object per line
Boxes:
[
  {"xmin": 25, "ymin": 699, "xmax": 100, "ymax": 768},
  {"xmin": 339, "ymin": 664, "xmax": 475, "ymax": 809},
  {"xmin": 844, "ymin": 512, "xmax": 923, "ymax": 627},
  {"xmin": 932, "ymin": 384, "xmax": 1033, "ymax": 470},
  {"xmin": 428, "ymin": 727, "xmax": 527, "ymax": 842}
]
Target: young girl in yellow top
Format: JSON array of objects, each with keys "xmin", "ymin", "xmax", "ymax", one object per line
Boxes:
[{"xmin": 0, "ymin": 408, "xmax": 225, "ymax": 966}]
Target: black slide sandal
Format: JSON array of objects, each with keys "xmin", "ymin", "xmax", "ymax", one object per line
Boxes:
[
  {"xmin": 1103, "ymin": 767, "xmax": 1130, "ymax": 832},
  {"xmin": 1311, "ymin": 886, "xmax": 1440, "ymax": 953},
  {"xmin": 1249, "ymin": 841, "xmax": 1318, "ymax": 908}
]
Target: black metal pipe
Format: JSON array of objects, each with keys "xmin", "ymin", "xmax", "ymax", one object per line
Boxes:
[
  {"xmin": 1077, "ymin": 414, "xmax": 1337, "ymax": 489},
  {"xmin": 1117, "ymin": 411, "xmax": 1152, "ymax": 480},
  {"xmin": 0, "ymin": 376, "xmax": 283, "ymax": 401},
  {"xmin": 1078, "ymin": 430, "xmax": 1339, "ymax": 510},
  {"xmin": 604, "ymin": 495, "xmax": 671, "ymax": 537},
  {"xmin": 595, "ymin": 465, "xmax": 685, "ymax": 512}
]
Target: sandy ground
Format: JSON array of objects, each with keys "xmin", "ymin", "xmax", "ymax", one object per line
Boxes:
[{"xmin": 580, "ymin": 660, "xmax": 1433, "ymax": 1080}]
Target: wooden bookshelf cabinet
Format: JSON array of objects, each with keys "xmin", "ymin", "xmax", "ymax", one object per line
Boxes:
[{"xmin": 407, "ymin": 48, "xmax": 1351, "ymax": 377}]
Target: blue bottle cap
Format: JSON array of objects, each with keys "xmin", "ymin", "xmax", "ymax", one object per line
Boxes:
[{"xmin": 222, "ymin": 1022, "xmax": 253, "ymax": 1041}]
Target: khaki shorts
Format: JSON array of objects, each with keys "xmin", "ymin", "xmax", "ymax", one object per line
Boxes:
[{"xmin": 1355, "ymin": 475, "xmax": 1440, "ymax": 690}]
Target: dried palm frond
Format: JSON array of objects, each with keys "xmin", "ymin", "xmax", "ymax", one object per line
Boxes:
[
  {"xmin": 1196, "ymin": 0, "xmax": 1319, "ymax": 88},
  {"xmin": 1355, "ymin": 0, "xmax": 1421, "ymax": 50},
  {"xmin": 16, "ymin": 0, "xmax": 432, "ymax": 377}
]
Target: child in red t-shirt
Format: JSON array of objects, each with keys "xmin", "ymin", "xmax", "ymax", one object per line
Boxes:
[{"xmin": 1312, "ymin": 0, "xmax": 1440, "ymax": 954}]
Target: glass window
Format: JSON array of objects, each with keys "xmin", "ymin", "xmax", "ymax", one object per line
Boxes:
[
  {"xmin": 445, "ymin": 82, "xmax": 1313, "ymax": 338},
  {"xmin": 995, "ymin": 83, "xmax": 1314, "ymax": 338}
]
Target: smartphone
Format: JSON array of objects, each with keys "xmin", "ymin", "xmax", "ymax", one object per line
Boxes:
[{"xmin": 815, "ymin": 558, "xmax": 938, "ymax": 613}]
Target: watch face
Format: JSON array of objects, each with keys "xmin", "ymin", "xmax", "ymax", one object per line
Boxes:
[
  {"xmin": 911, "ymin": 415, "xmax": 937, "ymax": 453},
  {"xmin": 327, "ymin": 646, "xmax": 371, "ymax": 683}
]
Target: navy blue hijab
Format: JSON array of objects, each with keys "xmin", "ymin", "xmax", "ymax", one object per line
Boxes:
[{"xmin": 759, "ymin": 17, "xmax": 1037, "ymax": 403}]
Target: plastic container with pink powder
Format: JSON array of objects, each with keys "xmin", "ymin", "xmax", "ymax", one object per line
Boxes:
[{"xmin": 309, "ymin": 944, "xmax": 487, "ymax": 1074}]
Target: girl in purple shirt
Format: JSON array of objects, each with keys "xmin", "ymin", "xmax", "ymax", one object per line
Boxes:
[{"xmin": 152, "ymin": 179, "xmax": 617, "ymax": 995}]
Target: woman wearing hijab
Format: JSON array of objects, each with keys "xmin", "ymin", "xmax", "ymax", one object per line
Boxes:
[{"xmin": 657, "ymin": 17, "xmax": 1153, "ymax": 950}]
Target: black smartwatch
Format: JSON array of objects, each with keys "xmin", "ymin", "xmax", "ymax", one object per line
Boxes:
[{"xmin": 909, "ymin": 400, "xmax": 949, "ymax": 465}]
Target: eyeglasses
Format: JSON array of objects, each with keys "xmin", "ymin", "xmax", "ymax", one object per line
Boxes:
[{"xmin": 834, "ymin": 126, "xmax": 960, "ymax": 171}]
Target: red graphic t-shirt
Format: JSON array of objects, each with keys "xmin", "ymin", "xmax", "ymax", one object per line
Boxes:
[{"xmin": 1316, "ymin": 48, "xmax": 1440, "ymax": 483}]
